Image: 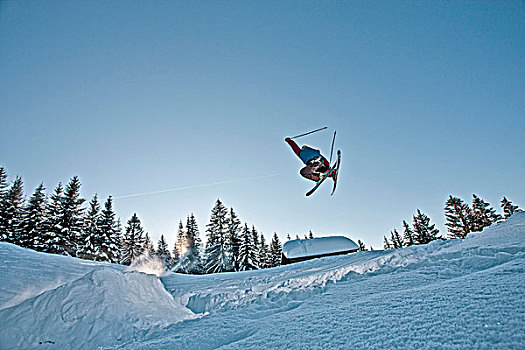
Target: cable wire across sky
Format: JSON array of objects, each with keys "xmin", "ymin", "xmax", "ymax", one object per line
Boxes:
[{"xmin": 113, "ymin": 173, "xmax": 281, "ymax": 200}]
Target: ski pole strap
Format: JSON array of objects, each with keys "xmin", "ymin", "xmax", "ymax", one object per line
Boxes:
[
  {"xmin": 290, "ymin": 126, "xmax": 327, "ymax": 140},
  {"xmin": 329, "ymin": 131, "xmax": 336, "ymax": 164}
]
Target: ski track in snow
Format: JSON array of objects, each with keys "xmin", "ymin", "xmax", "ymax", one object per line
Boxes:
[{"xmin": 0, "ymin": 213, "xmax": 524, "ymax": 349}]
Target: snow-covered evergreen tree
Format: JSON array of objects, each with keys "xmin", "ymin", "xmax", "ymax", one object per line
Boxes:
[
  {"xmin": 205, "ymin": 199, "xmax": 228, "ymax": 247},
  {"xmin": 402, "ymin": 220, "xmax": 415, "ymax": 246},
  {"xmin": 4, "ymin": 176, "xmax": 25, "ymax": 244},
  {"xmin": 41, "ymin": 183, "xmax": 65, "ymax": 254},
  {"xmin": 120, "ymin": 213, "xmax": 145, "ymax": 265},
  {"xmin": 357, "ymin": 239, "xmax": 366, "ymax": 251},
  {"xmin": 444, "ymin": 195, "xmax": 472, "ymax": 239},
  {"xmin": 204, "ymin": 199, "xmax": 230, "ymax": 273},
  {"xmin": 60, "ymin": 176, "xmax": 85, "ymax": 256},
  {"xmin": 20, "ymin": 183, "xmax": 47, "ymax": 250},
  {"xmin": 238, "ymin": 223, "xmax": 257, "ymax": 271},
  {"xmin": 78, "ymin": 194, "xmax": 102, "ymax": 260},
  {"xmin": 383, "ymin": 236, "xmax": 392, "ymax": 250},
  {"xmin": 412, "ymin": 209, "xmax": 440, "ymax": 245},
  {"xmin": 390, "ymin": 229, "xmax": 403, "ymax": 248},
  {"xmin": 308, "ymin": 230, "xmax": 314, "ymax": 239},
  {"xmin": 0, "ymin": 167, "xmax": 9, "ymax": 241},
  {"xmin": 204, "ymin": 237, "xmax": 231, "ymax": 273},
  {"xmin": 98, "ymin": 196, "xmax": 120, "ymax": 263},
  {"xmin": 258, "ymin": 233, "xmax": 271, "ymax": 269},
  {"xmin": 269, "ymin": 232, "xmax": 282, "ymax": 267},
  {"xmin": 501, "ymin": 197, "xmax": 521, "ymax": 219},
  {"xmin": 144, "ymin": 232, "xmax": 155, "ymax": 256},
  {"xmin": 286, "ymin": 233, "xmax": 291, "ymax": 241},
  {"xmin": 174, "ymin": 214, "xmax": 203, "ymax": 274},
  {"xmin": 227, "ymin": 207, "xmax": 241, "ymax": 271},
  {"xmin": 471, "ymin": 194, "xmax": 502, "ymax": 232},
  {"xmin": 173, "ymin": 220, "xmax": 185, "ymax": 260},
  {"xmin": 157, "ymin": 234, "xmax": 172, "ymax": 269},
  {"xmin": 114, "ymin": 218, "xmax": 123, "ymax": 262},
  {"xmin": 251, "ymin": 226, "xmax": 260, "ymax": 268}
]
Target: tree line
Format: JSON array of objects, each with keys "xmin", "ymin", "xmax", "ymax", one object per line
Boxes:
[
  {"xmin": 0, "ymin": 167, "xmax": 284, "ymax": 274},
  {"xmin": 383, "ymin": 194, "xmax": 521, "ymax": 249}
]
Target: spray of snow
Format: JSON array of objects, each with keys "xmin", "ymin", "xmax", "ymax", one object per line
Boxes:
[{"xmin": 126, "ymin": 253, "xmax": 166, "ymax": 277}]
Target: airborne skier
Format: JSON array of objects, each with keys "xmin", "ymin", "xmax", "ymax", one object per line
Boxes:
[
  {"xmin": 285, "ymin": 127, "xmax": 341, "ymax": 196},
  {"xmin": 285, "ymin": 137, "xmax": 330, "ymax": 182}
]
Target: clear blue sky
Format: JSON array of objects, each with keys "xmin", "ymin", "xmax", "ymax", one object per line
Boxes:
[{"xmin": 1, "ymin": 1, "xmax": 524, "ymax": 249}]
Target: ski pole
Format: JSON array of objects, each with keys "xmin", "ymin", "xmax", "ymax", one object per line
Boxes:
[
  {"xmin": 329, "ymin": 131, "xmax": 336, "ymax": 164},
  {"xmin": 290, "ymin": 126, "xmax": 328, "ymax": 140}
]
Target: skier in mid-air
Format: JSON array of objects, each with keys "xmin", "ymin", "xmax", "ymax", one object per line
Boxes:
[{"xmin": 285, "ymin": 137, "xmax": 330, "ymax": 182}]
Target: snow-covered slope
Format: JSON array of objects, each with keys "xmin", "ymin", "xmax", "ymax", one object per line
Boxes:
[{"xmin": 1, "ymin": 213, "xmax": 524, "ymax": 349}]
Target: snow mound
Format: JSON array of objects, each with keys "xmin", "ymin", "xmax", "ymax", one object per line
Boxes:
[
  {"xmin": 0, "ymin": 242, "xmax": 123, "ymax": 310},
  {"xmin": 0, "ymin": 268, "xmax": 196, "ymax": 350}
]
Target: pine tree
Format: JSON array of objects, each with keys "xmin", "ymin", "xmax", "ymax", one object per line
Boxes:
[
  {"xmin": 251, "ymin": 226, "xmax": 260, "ymax": 268},
  {"xmin": 390, "ymin": 229, "xmax": 403, "ymax": 248},
  {"xmin": 269, "ymin": 232, "xmax": 282, "ymax": 267},
  {"xmin": 295, "ymin": 234, "xmax": 300, "ymax": 240},
  {"xmin": 78, "ymin": 194, "xmax": 102, "ymax": 260},
  {"xmin": 20, "ymin": 183, "xmax": 47, "ymax": 250},
  {"xmin": 157, "ymin": 234, "xmax": 172, "ymax": 269},
  {"xmin": 174, "ymin": 214, "xmax": 203, "ymax": 274},
  {"xmin": 0, "ymin": 167, "xmax": 9, "ymax": 240},
  {"xmin": 503, "ymin": 197, "xmax": 521, "ymax": 218},
  {"xmin": 308, "ymin": 230, "xmax": 314, "ymax": 239},
  {"xmin": 286, "ymin": 233, "xmax": 291, "ymax": 241},
  {"xmin": 60, "ymin": 176, "xmax": 85, "ymax": 256},
  {"xmin": 144, "ymin": 233, "xmax": 155, "ymax": 255},
  {"xmin": 412, "ymin": 209, "xmax": 440, "ymax": 245},
  {"xmin": 114, "ymin": 218, "xmax": 123, "ymax": 262},
  {"xmin": 204, "ymin": 199, "xmax": 230, "ymax": 273},
  {"xmin": 205, "ymin": 199, "xmax": 229, "ymax": 248},
  {"xmin": 227, "ymin": 207, "xmax": 242, "ymax": 271},
  {"xmin": 98, "ymin": 196, "xmax": 120, "ymax": 263},
  {"xmin": 258, "ymin": 233, "xmax": 271, "ymax": 269},
  {"xmin": 383, "ymin": 236, "xmax": 392, "ymax": 249},
  {"xmin": 402, "ymin": 220, "xmax": 415, "ymax": 247},
  {"xmin": 204, "ymin": 237, "xmax": 231, "ymax": 273},
  {"xmin": 41, "ymin": 183, "xmax": 66, "ymax": 254},
  {"xmin": 121, "ymin": 213, "xmax": 145, "ymax": 265},
  {"xmin": 444, "ymin": 195, "xmax": 472, "ymax": 239},
  {"xmin": 357, "ymin": 239, "xmax": 366, "ymax": 251},
  {"xmin": 471, "ymin": 194, "xmax": 502, "ymax": 232},
  {"xmin": 501, "ymin": 197, "xmax": 521, "ymax": 219},
  {"xmin": 238, "ymin": 223, "xmax": 257, "ymax": 271},
  {"xmin": 4, "ymin": 176, "xmax": 25, "ymax": 244},
  {"xmin": 173, "ymin": 220, "xmax": 185, "ymax": 260}
]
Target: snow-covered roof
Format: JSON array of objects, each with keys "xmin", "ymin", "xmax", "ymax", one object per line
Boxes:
[{"xmin": 282, "ymin": 236, "xmax": 359, "ymax": 259}]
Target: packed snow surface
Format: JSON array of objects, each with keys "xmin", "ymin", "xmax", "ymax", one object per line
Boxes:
[
  {"xmin": 1, "ymin": 213, "xmax": 525, "ymax": 349},
  {"xmin": 282, "ymin": 236, "xmax": 358, "ymax": 259}
]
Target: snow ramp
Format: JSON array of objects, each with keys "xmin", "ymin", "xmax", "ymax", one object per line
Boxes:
[{"xmin": 0, "ymin": 268, "xmax": 197, "ymax": 350}]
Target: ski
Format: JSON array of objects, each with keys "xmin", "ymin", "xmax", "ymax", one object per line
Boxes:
[
  {"xmin": 330, "ymin": 150, "xmax": 341, "ymax": 195},
  {"xmin": 306, "ymin": 150, "xmax": 341, "ymax": 197}
]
